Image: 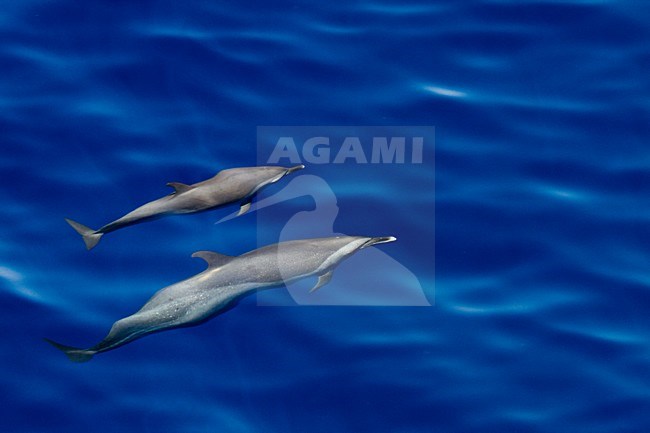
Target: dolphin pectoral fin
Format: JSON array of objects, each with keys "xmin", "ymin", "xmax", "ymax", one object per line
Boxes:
[
  {"xmin": 166, "ymin": 182, "xmax": 194, "ymax": 195},
  {"xmin": 237, "ymin": 197, "xmax": 252, "ymax": 216},
  {"xmin": 65, "ymin": 218, "xmax": 103, "ymax": 250},
  {"xmin": 44, "ymin": 338, "xmax": 96, "ymax": 363},
  {"xmin": 216, "ymin": 197, "xmax": 253, "ymax": 224},
  {"xmin": 192, "ymin": 251, "xmax": 235, "ymax": 269},
  {"xmin": 310, "ymin": 270, "xmax": 334, "ymax": 293}
]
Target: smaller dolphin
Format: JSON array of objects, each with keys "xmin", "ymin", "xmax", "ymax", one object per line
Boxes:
[
  {"xmin": 65, "ymin": 165, "xmax": 304, "ymax": 250},
  {"xmin": 45, "ymin": 235, "xmax": 396, "ymax": 362}
]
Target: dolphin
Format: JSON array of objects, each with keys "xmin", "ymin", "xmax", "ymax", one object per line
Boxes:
[
  {"xmin": 65, "ymin": 165, "xmax": 305, "ymax": 250},
  {"xmin": 45, "ymin": 235, "xmax": 396, "ymax": 362}
]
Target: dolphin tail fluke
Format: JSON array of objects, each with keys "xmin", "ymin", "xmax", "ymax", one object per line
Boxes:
[
  {"xmin": 65, "ymin": 218, "xmax": 103, "ymax": 250},
  {"xmin": 44, "ymin": 338, "xmax": 96, "ymax": 363}
]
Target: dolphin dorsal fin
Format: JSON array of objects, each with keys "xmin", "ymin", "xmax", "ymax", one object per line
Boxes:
[
  {"xmin": 191, "ymin": 251, "xmax": 234, "ymax": 269},
  {"xmin": 167, "ymin": 182, "xmax": 193, "ymax": 195}
]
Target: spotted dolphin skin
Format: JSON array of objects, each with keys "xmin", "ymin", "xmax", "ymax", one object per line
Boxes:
[
  {"xmin": 65, "ymin": 165, "xmax": 305, "ymax": 250},
  {"xmin": 45, "ymin": 235, "xmax": 396, "ymax": 362}
]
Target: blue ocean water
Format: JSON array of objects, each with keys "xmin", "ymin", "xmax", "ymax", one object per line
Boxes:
[{"xmin": 2, "ymin": 0, "xmax": 650, "ymax": 432}]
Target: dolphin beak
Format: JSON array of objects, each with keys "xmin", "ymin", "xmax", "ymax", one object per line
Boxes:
[
  {"xmin": 361, "ymin": 236, "xmax": 397, "ymax": 249},
  {"xmin": 285, "ymin": 164, "xmax": 305, "ymax": 175}
]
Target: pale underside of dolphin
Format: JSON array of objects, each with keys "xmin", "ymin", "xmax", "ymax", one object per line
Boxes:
[
  {"xmin": 45, "ymin": 235, "xmax": 396, "ymax": 362},
  {"xmin": 65, "ymin": 165, "xmax": 304, "ymax": 250}
]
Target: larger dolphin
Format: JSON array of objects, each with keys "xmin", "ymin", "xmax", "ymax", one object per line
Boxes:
[
  {"xmin": 65, "ymin": 165, "xmax": 304, "ymax": 250},
  {"xmin": 45, "ymin": 235, "xmax": 396, "ymax": 362}
]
